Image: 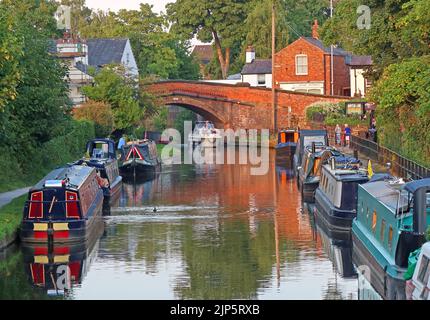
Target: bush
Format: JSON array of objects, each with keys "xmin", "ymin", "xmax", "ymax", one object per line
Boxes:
[
  {"xmin": 73, "ymin": 100, "xmax": 114, "ymax": 138},
  {"xmin": 0, "ymin": 120, "xmax": 95, "ymax": 192}
]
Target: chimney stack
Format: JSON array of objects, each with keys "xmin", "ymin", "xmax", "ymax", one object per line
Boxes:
[
  {"xmin": 312, "ymin": 20, "xmax": 319, "ymax": 39},
  {"xmin": 246, "ymin": 46, "xmax": 256, "ymax": 64}
]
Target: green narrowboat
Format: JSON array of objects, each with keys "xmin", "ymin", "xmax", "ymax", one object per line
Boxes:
[{"xmin": 352, "ymin": 178, "xmax": 430, "ymax": 299}]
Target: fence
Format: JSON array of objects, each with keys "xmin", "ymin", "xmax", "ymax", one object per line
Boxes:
[{"xmin": 350, "ymin": 135, "xmax": 430, "ymax": 180}]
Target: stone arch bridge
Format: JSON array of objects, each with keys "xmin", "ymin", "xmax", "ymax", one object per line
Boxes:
[{"xmin": 148, "ymin": 81, "xmax": 349, "ymax": 130}]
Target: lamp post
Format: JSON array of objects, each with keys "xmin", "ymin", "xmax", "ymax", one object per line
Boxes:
[{"xmin": 271, "ymin": 1, "xmax": 277, "ymax": 133}]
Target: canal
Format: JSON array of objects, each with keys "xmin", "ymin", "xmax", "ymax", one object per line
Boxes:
[{"xmin": 0, "ymin": 149, "xmax": 364, "ymax": 300}]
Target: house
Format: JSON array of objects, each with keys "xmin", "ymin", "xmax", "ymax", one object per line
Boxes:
[
  {"xmin": 347, "ymin": 55, "xmax": 373, "ymax": 97},
  {"xmin": 86, "ymin": 38, "xmax": 139, "ymax": 77},
  {"xmin": 240, "ymin": 46, "xmax": 272, "ymax": 88},
  {"xmin": 54, "ymin": 33, "xmax": 93, "ymax": 105},
  {"xmin": 274, "ymin": 20, "xmax": 372, "ymax": 96},
  {"xmin": 192, "ymin": 44, "xmax": 214, "ymax": 80},
  {"xmin": 53, "ymin": 34, "xmax": 139, "ymax": 106}
]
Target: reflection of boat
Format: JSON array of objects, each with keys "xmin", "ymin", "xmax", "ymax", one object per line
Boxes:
[
  {"xmin": 297, "ymin": 145, "xmax": 340, "ymax": 202},
  {"xmin": 293, "ymin": 129, "xmax": 328, "ymax": 174},
  {"xmin": 21, "ymin": 219, "xmax": 103, "ymax": 296},
  {"xmin": 276, "ymin": 165, "xmax": 295, "ymax": 184},
  {"xmin": 119, "ymin": 139, "xmax": 161, "ymax": 178},
  {"xmin": 306, "ymin": 202, "xmax": 356, "ymax": 278},
  {"xmin": 275, "ymin": 130, "xmax": 298, "ymax": 165},
  {"xmin": 188, "ymin": 121, "xmax": 222, "ymax": 148},
  {"xmin": 75, "ymin": 139, "xmax": 122, "ymax": 205},
  {"xmin": 314, "ymin": 156, "xmax": 368, "ymax": 231},
  {"xmin": 20, "ymin": 165, "xmax": 104, "ymax": 244},
  {"xmin": 352, "ymin": 178, "xmax": 430, "ymax": 300}
]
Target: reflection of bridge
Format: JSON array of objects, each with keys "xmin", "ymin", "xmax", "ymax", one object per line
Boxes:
[{"xmin": 149, "ymin": 81, "xmax": 348, "ymax": 130}]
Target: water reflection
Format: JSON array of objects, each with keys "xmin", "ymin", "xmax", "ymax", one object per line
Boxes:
[{"xmin": 0, "ymin": 150, "xmax": 363, "ymax": 300}]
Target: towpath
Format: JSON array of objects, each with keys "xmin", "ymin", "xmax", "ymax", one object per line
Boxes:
[{"xmin": 0, "ymin": 187, "xmax": 30, "ymax": 210}]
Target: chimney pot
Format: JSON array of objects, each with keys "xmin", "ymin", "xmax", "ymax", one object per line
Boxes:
[
  {"xmin": 312, "ymin": 20, "xmax": 319, "ymax": 39},
  {"xmin": 246, "ymin": 45, "xmax": 256, "ymax": 64}
]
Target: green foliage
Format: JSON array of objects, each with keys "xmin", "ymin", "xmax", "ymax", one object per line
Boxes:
[
  {"xmin": 73, "ymin": 100, "xmax": 114, "ymax": 137},
  {"xmin": 0, "ymin": 195, "xmax": 26, "ymax": 243},
  {"xmin": 370, "ymin": 56, "xmax": 430, "ymax": 166},
  {"xmin": 78, "ymin": 4, "xmax": 200, "ymax": 80},
  {"xmin": 152, "ymin": 107, "xmax": 168, "ymax": 132},
  {"xmin": 82, "ymin": 65, "xmax": 143, "ymax": 130},
  {"xmin": 305, "ymin": 102, "xmax": 366, "ymax": 127},
  {"xmin": 174, "ymin": 108, "xmax": 197, "ymax": 139}
]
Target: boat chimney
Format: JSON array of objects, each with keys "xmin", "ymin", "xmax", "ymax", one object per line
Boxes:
[
  {"xmin": 331, "ymin": 157, "xmax": 336, "ymax": 170},
  {"xmin": 413, "ymin": 187, "xmax": 428, "ymax": 235},
  {"xmin": 311, "ymin": 142, "xmax": 316, "ymax": 154}
]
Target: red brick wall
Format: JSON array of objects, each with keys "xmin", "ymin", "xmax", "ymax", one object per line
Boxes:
[
  {"xmin": 274, "ymin": 38, "xmax": 350, "ymax": 97},
  {"xmin": 149, "ymin": 81, "xmax": 349, "ymax": 130}
]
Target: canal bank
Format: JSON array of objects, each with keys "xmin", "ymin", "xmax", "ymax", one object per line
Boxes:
[{"xmin": 0, "ymin": 194, "xmax": 27, "ymax": 251}]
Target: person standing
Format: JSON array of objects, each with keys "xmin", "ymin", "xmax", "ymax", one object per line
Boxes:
[
  {"xmin": 118, "ymin": 135, "xmax": 126, "ymax": 150},
  {"xmin": 344, "ymin": 124, "xmax": 351, "ymax": 147},
  {"xmin": 335, "ymin": 124, "xmax": 341, "ymax": 145}
]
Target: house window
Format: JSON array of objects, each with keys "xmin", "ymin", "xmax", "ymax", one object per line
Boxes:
[
  {"xmin": 296, "ymin": 55, "xmax": 308, "ymax": 75},
  {"xmin": 257, "ymin": 74, "xmax": 266, "ymax": 86}
]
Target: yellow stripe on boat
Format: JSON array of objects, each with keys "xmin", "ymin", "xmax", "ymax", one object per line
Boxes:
[
  {"xmin": 53, "ymin": 223, "xmax": 69, "ymax": 231},
  {"xmin": 34, "ymin": 256, "xmax": 49, "ymax": 264},
  {"xmin": 54, "ymin": 255, "xmax": 70, "ymax": 263},
  {"xmin": 33, "ymin": 223, "xmax": 48, "ymax": 231}
]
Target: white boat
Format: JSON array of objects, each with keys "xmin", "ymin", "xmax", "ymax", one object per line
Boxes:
[
  {"xmin": 408, "ymin": 241, "xmax": 430, "ymax": 300},
  {"xmin": 188, "ymin": 121, "xmax": 222, "ymax": 148}
]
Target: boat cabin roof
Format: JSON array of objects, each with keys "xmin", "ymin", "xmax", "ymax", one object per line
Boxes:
[
  {"xmin": 421, "ymin": 242, "xmax": 430, "ymax": 257},
  {"xmin": 360, "ymin": 180, "xmax": 409, "ymax": 213},
  {"xmin": 322, "ymin": 164, "xmax": 368, "ymax": 182},
  {"xmin": 86, "ymin": 139, "xmax": 116, "ymax": 160},
  {"xmin": 404, "ymin": 178, "xmax": 430, "ymax": 194},
  {"xmin": 32, "ymin": 165, "xmax": 96, "ymax": 191}
]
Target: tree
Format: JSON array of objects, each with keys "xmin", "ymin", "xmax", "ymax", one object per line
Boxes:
[
  {"xmin": 167, "ymin": 0, "xmax": 251, "ymax": 79},
  {"xmin": 370, "ymin": 56, "xmax": 430, "ymax": 166},
  {"xmin": 73, "ymin": 100, "xmax": 114, "ymax": 137},
  {"xmin": 82, "ymin": 65, "xmax": 143, "ymax": 131},
  {"xmin": 243, "ymin": 0, "xmax": 289, "ymax": 60},
  {"xmin": 59, "ymin": 0, "xmax": 92, "ymax": 35}
]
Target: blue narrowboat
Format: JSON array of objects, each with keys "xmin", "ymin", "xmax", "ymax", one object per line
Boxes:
[
  {"xmin": 314, "ymin": 156, "xmax": 369, "ymax": 231},
  {"xmin": 292, "ymin": 129, "xmax": 328, "ymax": 173},
  {"xmin": 275, "ymin": 130, "xmax": 298, "ymax": 165},
  {"xmin": 119, "ymin": 139, "xmax": 161, "ymax": 178},
  {"xmin": 20, "ymin": 165, "xmax": 104, "ymax": 244},
  {"xmin": 297, "ymin": 145, "xmax": 340, "ymax": 202},
  {"xmin": 75, "ymin": 139, "xmax": 122, "ymax": 204},
  {"xmin": 352, "ymin": 178, "xmax": 430, "ymax": 300}
]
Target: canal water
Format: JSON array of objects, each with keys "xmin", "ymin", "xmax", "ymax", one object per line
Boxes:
[{"xmin": 0, "ymin": 150, "xmax": 366, "ymax": 300}]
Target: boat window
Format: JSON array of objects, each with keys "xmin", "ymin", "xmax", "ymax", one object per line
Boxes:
[
  {"xmin": 418, "ymin": 256, "xmax": 430, "ymax": 285},
  {"xmin": 372, "ymin": 210, "xmax": 377, "ymax": 233},
  {"xmin": 388, "ymin": 226, "xmax": 393, "ymax": 250},
  {"xmin": 380, "ymin": 219, "xmax": 386, "ymax": 243}
]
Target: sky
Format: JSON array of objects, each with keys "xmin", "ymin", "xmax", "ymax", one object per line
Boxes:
[{"xmin": 86, "ymin": 0, "xmax": 172, "ymax": 13}]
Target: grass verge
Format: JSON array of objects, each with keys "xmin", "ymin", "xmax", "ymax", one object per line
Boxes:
[{"xmin": 0, "ymin": 195, "xmax": 26, "ymax": 247}]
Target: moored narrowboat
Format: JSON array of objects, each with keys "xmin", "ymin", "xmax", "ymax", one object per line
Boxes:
[
  {"xmin": 275, "ymin": 129, "xmax": 298, "ymax": 165},
  {"xmin": 75, "ymin": 139, "xmax": 122, "ymax": 205},
  {"xmin": 293, "ymin": 129, "xmax": 328, "ymax": 173},
  {"xmin": 352, "ymin": 178, "xmax": 430, "ymax": 300},
  {"xmin": 20, "ymin": 165, "xmax": 104, "ymax": 244},
  {"xmin": 119, "ymin": 139, "xmax": 161, "ymax": 177},
  {"xmin": 408, "ymin": 241, "xmax": 430, "ymax": 300},
  {"xmin": 297, "ymin": 145, "xmax": 340, "ymax": 202},
  {"xmin": 314, "ymin": 156, "xmax": 369, "ymax": 231}
]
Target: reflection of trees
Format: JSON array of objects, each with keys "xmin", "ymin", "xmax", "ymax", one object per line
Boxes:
[
  {"xmin": 0, "ymin": 248, "xmax": 54, "ymax": 300},
  {"xmin": 174, "ymin": 220, "xmax": 276, "ymax": 299}
]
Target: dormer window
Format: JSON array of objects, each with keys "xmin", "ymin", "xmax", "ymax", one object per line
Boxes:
[{"xmin": 296, "ymin": 54, "xmax": 308, "ymax": 75}]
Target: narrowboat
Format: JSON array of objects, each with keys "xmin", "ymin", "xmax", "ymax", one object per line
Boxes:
[
  {"xmin": 314, "ymin": 156, "xmax": 369, "ymax": 231},
  {"xmin": 275, "ymin": 129, "xmax": 298, "ymax": 165},
  {"xmin": 297, "ymin": 145, "xmax": 341, "ymax": 202},
  {"xmin": 75, "ymin": 139, "xmax": 122, "ymax": 204},
  {"xmin": 352, "ymin": 178, "xmax": 430, "ymax": 300},
  {"xmin": 292, "ymin": 129, "xmax": 328, "ymax": 173},
  {"xmin": 20, "ymin": 165, "xmax": 104, "ymax": 244},
  {"xmin": 408, "ymin": 241, "xmax": 430, "ymax": 300},
  {"xmin": 119, "ymin": 139, "xmax": 161, "ymax": 177},
  {"xmin": 22, "ymin": 222, "xmax": 102, "ymax": 296},
  {"xmin": 188, "ymin": 120, "xmax": 223, "ymax": 148}
]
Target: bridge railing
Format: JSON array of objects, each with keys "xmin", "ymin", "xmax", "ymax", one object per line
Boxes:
[{"xmin": 350, "ymin": 135, "xmax": 430, "ymax": 180}]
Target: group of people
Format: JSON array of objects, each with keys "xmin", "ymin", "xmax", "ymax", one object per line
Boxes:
[{"xmin": 334, "ymin": 124, "xmax": 352, "ymax": 147}]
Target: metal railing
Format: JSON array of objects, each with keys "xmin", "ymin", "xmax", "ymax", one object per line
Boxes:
[{"xmin": 350, "ymin": 135, "xmax": 430, "ymax": 180}]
